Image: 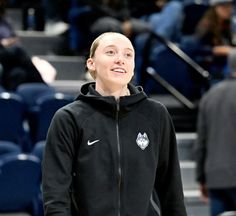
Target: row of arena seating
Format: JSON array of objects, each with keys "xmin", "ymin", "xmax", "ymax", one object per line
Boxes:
[
  {"xmin": 0, "ymin": 142, "xmax": 45, "ymax": 216},
  {"xmin": 0, "ymin": 83, "xmax": 74, "ymax": 152},
  {"xmin": 2, "ymin": 8, "xmax": 76, "ymax": 215}
]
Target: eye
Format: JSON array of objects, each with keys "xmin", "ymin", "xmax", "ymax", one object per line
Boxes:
[
  {"xmin": 105, "ymin": 50, "xmax": 115, "ymax": 55},
  {"xmin": 124, "ymin": 52, "xmax": 133, "ymax": 58}
]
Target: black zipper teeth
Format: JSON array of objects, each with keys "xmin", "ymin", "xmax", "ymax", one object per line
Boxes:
[{"xmin": 116, "ymin": 101, "xmax": 121, "ymax": 216}]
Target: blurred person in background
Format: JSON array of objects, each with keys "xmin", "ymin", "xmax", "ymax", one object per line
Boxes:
[
  {"xmin": 68, "ymin": 0, "xmax": 183, "ymax": 55},
  {"xmin": 129, "ymin": 0, "xmax": 184, "ymax": 42},
  {"xmin": 67, "ymin": 0, "xmax": 151, "ymax": 55},
  {"xmin": 0, "ymin": 0, "xmax": 19, "ymax": 46},
  {"xmin": 0, "ymin": 0, "xmax": 45, "ymax": 90},
  {"xmin": 132, "ymin": 0, "xmax": 184, "ymax": 90},
  {"xmin": 194, "ymin": 48, "xmax": 236, "ymax": 216},
  {"xmin": 195, "ymin": 0, "xmax": 234, "ymax": 57},
  {"xmin": 181, "ymin": 0, "xmax": 235, "ymax": 83}
]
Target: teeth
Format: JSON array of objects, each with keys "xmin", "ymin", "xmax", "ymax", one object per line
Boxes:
[{"xmin": 112, "ymin": 68, "xmax": 125, "ymax": 73}]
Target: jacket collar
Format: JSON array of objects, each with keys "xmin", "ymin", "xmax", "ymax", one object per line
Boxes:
[{"xmin": 76, "ymin": 82, "xmax": 147, "ymax": 116}]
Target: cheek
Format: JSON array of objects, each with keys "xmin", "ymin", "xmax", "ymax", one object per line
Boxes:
[
  {"xmin": 94, "ymin": 58, "xmax": 109, "ymax": 69},
  {"xmin": 95, "ymin": 61, "xmax": 111, "ymax": 76},
  {"xmin": 129, "ymin": 62, "xmax": 135, "ymax": 74}
]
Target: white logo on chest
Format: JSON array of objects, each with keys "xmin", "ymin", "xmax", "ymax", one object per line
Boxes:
[
  {"xmin": 87, "ymin": 140, "xmax": 100, "ymax": 146},
  {"xmin": 136, "ymin": 132, "xmax": 149, "ymax": 150}
]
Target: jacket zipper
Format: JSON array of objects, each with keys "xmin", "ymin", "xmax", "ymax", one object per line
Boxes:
[{"xmin": 116, "ymin": 101, "xmax": 121, "ymax": 216}]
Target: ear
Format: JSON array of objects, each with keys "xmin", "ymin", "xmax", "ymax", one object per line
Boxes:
[{"xmin": 86, "ymin": 58, "xmax": 95, "ymax": 71}]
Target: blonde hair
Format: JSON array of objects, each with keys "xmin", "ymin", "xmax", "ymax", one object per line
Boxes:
[{"xmin": 87, "ymin": 32, "xmax": 130, "ymax": 79}]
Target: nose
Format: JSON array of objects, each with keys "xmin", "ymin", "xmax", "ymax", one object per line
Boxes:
[{"xmin": 115, "ymin": 54, "xmax": 125, "ymax": 64}]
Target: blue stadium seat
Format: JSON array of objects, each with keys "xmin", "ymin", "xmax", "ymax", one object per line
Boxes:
[
  {"xmin": 0, "ymin": 85, "xmax": 6, "ymax": 92},
  {"xmin": 0, "ymin": 141, "xmax": 22, "ymax": 156},
  {"xmin": 0, "ymin": 92, "xmax": 30, "ymax": 152},
  {"xmin": 149, "ymin": 46, "xmax": 204, "ymax": 99},
  {"xmin": 31, "ymin": 93, "xmax": 74, "ymax": 144},
  {"xmin": 16, "ymin": 83, "xmax": 56, "ymax": 146},
  {"xmin": 31, "ymin": 140, "xmax": 45, "ymax": 161},
  {"xmin": 16, "ymin": 83, "xmax": 56, "ymax": 111},
  {"xmin": 0, "ymin": 153, "xmax": 42, "ymax": 216}
]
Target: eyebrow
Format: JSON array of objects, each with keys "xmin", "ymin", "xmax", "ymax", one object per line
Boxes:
[{"xmin": 104, "ymin": 45, "xmax": 134, "ymax": 52}]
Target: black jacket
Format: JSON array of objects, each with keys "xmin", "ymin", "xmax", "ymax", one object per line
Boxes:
[{"xmin": 42, "ymin": 82, "xmax": 186, "ymax": 216}]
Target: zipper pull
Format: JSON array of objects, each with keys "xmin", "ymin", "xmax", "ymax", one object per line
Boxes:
[{"xmin": 116, "ymin": 100, "xmax": 120, "ymax": 112}]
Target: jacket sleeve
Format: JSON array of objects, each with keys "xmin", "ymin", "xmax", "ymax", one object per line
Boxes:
[
  {"xmin": 42, "ymin": 108, "xmax": 78, "ymax": 216},
  {"xmin": 155, "ymin": 106, "xmax": 187, "ymax": 216}
]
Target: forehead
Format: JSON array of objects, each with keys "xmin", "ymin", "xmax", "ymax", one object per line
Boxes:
[{"xmin": 97, "ymin": 34, "xmax": 134, "ymax": 51}]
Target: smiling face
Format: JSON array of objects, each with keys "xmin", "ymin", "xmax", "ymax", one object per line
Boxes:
[{"xmin": 86, "ymin": 32, "xmax": 135, "ymax": 93}]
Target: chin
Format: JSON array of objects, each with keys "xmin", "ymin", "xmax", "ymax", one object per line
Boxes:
[{"xmin": 109, "ymin": 79, "xmax": 130, "ymax": 87}]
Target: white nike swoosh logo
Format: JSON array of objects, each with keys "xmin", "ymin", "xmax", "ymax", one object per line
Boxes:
[{"xmin": 87, "ymin": 140, "xmax": 100, "ymax": 146}]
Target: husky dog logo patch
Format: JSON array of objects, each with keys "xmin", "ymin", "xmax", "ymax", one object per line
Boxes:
[{"xmin": 136, "ymin": 132, "xmax": 149, "ymax": 150}]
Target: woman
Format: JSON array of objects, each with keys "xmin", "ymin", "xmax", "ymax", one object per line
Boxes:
[
  {"xmin": 195, "ymin": 0, "xmax": 234, "ymax": 54},
  {"xmin": 182, "ymin": 0, "xmax": 235, "ymax": 81},
  {"xmin": 42, "ymin": 32, "xmax": 187, "ymax": 216}
]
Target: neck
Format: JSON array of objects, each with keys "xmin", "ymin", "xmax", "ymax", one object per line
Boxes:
[{"xmin": 95, "ymin": 83, "xmax": 130, "ymax": 100}]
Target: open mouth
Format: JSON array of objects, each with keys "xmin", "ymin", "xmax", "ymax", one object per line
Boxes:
[{"xmin": 111, "ymin": 68, "xmax": 126, "ymax": 73}]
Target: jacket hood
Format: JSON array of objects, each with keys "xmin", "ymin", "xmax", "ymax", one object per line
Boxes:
[{"xmin": 76, "ymin": 82, "xmax": 147, "ymax": 116}]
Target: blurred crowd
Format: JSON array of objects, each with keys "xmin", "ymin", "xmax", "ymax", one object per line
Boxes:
[
  {"xmin": 1, "ymin": 0, "xmax": 236, "ymax": 97},
  {"xmin": 1, "ymin": 1, "xmax": 236, "ymax": 216}
]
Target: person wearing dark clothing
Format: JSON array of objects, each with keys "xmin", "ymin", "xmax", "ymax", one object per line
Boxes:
[
  {"xmin": 0, "ymin": 0, "xmax": 45, "ymax": 90},
  {"xmin": 194, "ymin": 48, "xmax": 236, "ymax": 216},
  {"xmin": 42, "ymin": 32, "xmax": 187, "ymax": 216},
  {"xmin": 132, "ymin": 0, "xmax": 184, "ymax": 94},
  {"xmin": 181, "ymin": 0, "xmax": 235, "ymax": 82},
  {"xmin": 0, "ymin": 44, "xmax": 45, "ymax": 91},
  {"xmin": 68, "ymin": 0, "xmax": 151, "ymax": 54},
  {"xmin": 0, "ymin": 0, "xmax": 18, "ymax": 44}
]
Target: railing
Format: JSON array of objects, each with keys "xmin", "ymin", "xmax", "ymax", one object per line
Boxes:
[
  {"xmin": 149, "ymin": 32, "xmax": 211, "ymax": 80},
  {"xmin": 142, "ymin": 32, "xmax": 212, "ymax": 109},
  {"xmin": 146, "ymin": 67, "xmax": 196, "ymax": 109}
]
